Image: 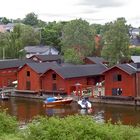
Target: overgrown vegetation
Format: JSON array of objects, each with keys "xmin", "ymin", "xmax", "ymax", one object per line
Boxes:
[{"xmin": 0, "ymin": 112, "xmax": 140, "ymax": 140}]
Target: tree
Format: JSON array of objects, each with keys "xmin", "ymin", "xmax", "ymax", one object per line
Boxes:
[
  {"xmin": 101, "ymin": 18, "xmax": 130, "ymax": 65},
  {"xmin": 0, "ymin": 24, "xmax": 40, "ymax": 59},
  {"xmin": 41, "ymin": 21, "xmax": 66, "ymax": 51},
  {"xmin": 23, "ymin": 12, "xmax": 38, "ymax": 26},
  {"xmin": 61, "ymin": 19, "xmax": 95, "ymax": 64},
  {"xmin": 0, "ymin": 17, "xmax": 11, "ymax": 24}
]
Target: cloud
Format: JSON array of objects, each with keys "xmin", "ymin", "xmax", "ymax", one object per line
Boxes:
[{"xmin": 77, "ymin": 0, "xmax": 125, "ymax": 8}]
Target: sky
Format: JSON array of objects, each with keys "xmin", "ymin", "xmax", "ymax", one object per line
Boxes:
[{"xmin": 0, "ymin": 0, "xmax": 140, "ymax": 27}]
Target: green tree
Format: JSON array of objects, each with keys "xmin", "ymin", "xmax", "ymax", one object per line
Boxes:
[
  {"xmin": 41, "ymin": 21, "xmax": 66, "ymax": 51},
  {"xmin": 101, "ymin": 18, "xmax": 130, "ymax": 65},
  {"xmin": 0, "ymin": 24, "xmax": 40, "ymax": 59},
  {"xmin": 23, "ymin": 12, "xmax": 38, "ymax": 26},
  {"xmin": 0, "ymin": 17, "xmax": 11, "ymax": 24},
  {"xmin": 61, "ymin": 19, "xmax": 95, "ymax": 64}
]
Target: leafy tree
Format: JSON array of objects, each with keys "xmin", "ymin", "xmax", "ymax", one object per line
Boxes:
[
  {"xmin": 61, "ymin": 19, "xmax": 95, "ymax": 63},
  {"xmin": 0, "ymin": 24, "xmax": 40, "ymax": 59},
  {"xmin": 101, "ymin": 18, "xmax": 130, "ymax": 65},
  {"xmin": 23, "ymin": 12, "xmax": 38, "ymax": 26},
  {"xmin": 41, "ymin": 21, "xmax": 66, "ymax": 51},
  {"xmin": 0, "ymin": 17, "xmax": 11, "ymax": 24}
]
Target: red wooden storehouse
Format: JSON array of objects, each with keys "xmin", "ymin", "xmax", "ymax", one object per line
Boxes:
[
  {"xmin": 17, "ymin": 62, "xmax": 107, "ymax": 95},
  {"xmin": 0, "ymin": 59, "xmax": 33, "ymax": 88},
  {"xmin": 103, "ymin": 63, "xmax": 140, "ymax": 98}
]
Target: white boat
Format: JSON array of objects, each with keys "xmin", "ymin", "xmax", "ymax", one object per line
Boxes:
[{"xmin": 78, "ymin": 99, "xmax": 92, "ymax": 109}]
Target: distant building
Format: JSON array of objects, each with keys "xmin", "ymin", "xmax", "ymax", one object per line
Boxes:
[
  {"xmin": 83, "ymin": 56, "xmax": 108, "ymax": 65},
  {"xmin": 23, "ymin": 45, "xmax": 59, "ymax": 58},
  {"xmin": 29, "ymin": 54, "xmax": 62, "ymax": 63},
  {"xmin": 0, "ymin": 23, "xmax": 15, "ymax": 33}
]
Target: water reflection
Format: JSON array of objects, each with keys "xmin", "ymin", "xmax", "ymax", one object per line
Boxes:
[{"xmin": 0, "ymin": 97, "xmax": 140, "ymax": 125}]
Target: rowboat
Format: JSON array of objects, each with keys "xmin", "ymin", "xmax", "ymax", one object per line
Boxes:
[{"xmin": 43, "ymin": 97, "xmax": 73, "ymax": 107}]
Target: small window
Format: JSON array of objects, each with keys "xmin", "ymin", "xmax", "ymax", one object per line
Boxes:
[
  {"xmin": 27, "ymin": 71, "xmax": 30, "ymax": 77},
  {"xmin": 26, "ymin": 81, "xmax": 31, "ymax": 90},
  {"xmin": 112, "ymin": 88, "xmax": 122, "ymax": 96},
  {"xmin": 113, "ymin": 74, "xmax": 122, "ymax": 81},
  {"xmin": 52, "ymin": 74, "xmax": 56, "ymax": 80}
]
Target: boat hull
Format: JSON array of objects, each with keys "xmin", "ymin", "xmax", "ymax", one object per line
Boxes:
[{"xmin": 44, "ymin": 98, "xmax": 73, "ymax": 107}]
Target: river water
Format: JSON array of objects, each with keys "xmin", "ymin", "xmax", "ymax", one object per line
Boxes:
[{"xmin": 1, "ymin": 97, "xmax": 140, "ymax": 126}]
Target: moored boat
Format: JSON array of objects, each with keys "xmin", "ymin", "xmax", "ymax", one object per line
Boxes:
[
  {"xmin": 43, "ymin": 97, "xmax": 73, "ymax": 107},
  {"xmin": 78, "ymin": 97, "xmax": 92, "ymax": 109}
]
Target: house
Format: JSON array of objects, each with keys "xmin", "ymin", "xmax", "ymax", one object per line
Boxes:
[
  {"xmin": 131, "ymin": 56, "xmax": 140, "ymax": 63},
  {"xmin": 0, "ymin": 59, "xmax": 33, "ymax": 88},
  {"xmin": 29, "ymin": 54, "xmax": 61, "ymax": 63},
  {"xmin": 0, "ymin": 23, "xmax": 15, "ymax": 33},
  {"xmin": 23, "ymin": 46, "xmax": 59, "ymax": 58},
  {"xmin": 103, "ymin": 63, "xmax": 140, "ymax": 98},
  {"xmin": 17, "ymin": 63, "xmax": 107, "ymax": 95},
  {"xmin": 84, "ymin": 57, "xmax": 108, "ymax": 65}
]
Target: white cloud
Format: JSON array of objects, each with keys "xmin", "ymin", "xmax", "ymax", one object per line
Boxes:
[{"xmin": 0, "ymin": 0, "xmax": 140, "ymax": 27}]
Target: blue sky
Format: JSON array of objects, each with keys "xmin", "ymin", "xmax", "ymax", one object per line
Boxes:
[{"xmin": 1, "ymin": 0, "xmax": 140, "ymax": 27}]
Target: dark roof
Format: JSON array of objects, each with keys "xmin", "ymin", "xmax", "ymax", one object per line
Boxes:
[
  {"xmin": 103, "ymin": 63, "xmax": 137, "ymax": 75},
  {"xmin": 31, "ymin": 55, "xmax": 61, "ymax": 61},
  {"xmin": 52, "ymin": 64, "xmax": 107, "ymax": 79},
  {"xmin": 26, "ymin": 61, "xmax": 60, "ymax": 74},
  {"xmin": 24, "ymin": 46, "xmax": 58, "ymax": 53},
  {"xmin": 86, "ymin": 57, "xmax": 107, "ymax": 64},
  {"xmin": 0, "ymin": 59, "xmax": 33, "ymax": 69},
  {"xmin": 130, "ymin": 37, "xmax": 140, "ymax": 46}
]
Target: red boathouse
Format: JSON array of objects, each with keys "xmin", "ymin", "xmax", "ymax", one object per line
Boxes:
[
  {"xmin": 103, "ymin": 63, "xmax": 140, "ymax": 97},
  {"xmin": 17, "ymin": 62, "xmax": 107, "ymax": 95}
]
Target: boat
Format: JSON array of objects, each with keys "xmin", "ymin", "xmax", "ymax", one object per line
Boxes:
[
  {"xmin": 78, "ymin": 98, "xmax": 92, "ymax": 109},
  {"xmin": 43, "ymin": 97, "xmax": 73, "ymax": 107},
  {"xmin": 0, "ymin": 93, "xmax": 9, "ymax": 100}
]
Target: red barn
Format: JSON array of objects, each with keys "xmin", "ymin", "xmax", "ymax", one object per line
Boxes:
[
  {"xmin": 103, "ymin": 63, "xmax": 139, "ymax": 97},
  {"xmin": 0, "ymin": 59, "xmax": 33, "ymax": 88},
  {"xmin": 17, "ymin": 62, "xmax": 107, "ymax": 95}
]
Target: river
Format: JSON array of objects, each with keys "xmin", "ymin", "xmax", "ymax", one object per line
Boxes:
[{"xmin": 1, "ymin": 97, "xmax": 140, "ymax": 126}]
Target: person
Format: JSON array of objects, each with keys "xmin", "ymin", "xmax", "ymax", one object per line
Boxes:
[{"xmin": 57, "ymin": 93, "xmax": 62, "ymax": 100}]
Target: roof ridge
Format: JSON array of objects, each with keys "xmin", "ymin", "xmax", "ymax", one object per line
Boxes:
[{"xmin": 126, "ymin": 63, "xmax": 137, "ymax": 70}]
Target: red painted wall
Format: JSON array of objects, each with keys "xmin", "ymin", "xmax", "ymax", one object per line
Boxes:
[
  {"xmin": 41, "ymin": 70, "xmax": 100, "ymax": 94},
  {"xmin": 104, "ymin": 67, "xmax": 136, "ymax": 97},
  {"xmin": 17, "ymin": 65, "xmax": 41, "ymax": 91},
  {"xmin": 0, "ymin": 68, "xmax": 17, "ymax": 88}
]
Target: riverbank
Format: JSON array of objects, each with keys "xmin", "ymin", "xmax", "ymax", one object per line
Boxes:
[
  {"xmin": 8, "ymin": 91, "xmax": 140, "ymax": 106},
  {"xmin": 1, "ymin": 112, "xmax": 140, "ymax": 140}
]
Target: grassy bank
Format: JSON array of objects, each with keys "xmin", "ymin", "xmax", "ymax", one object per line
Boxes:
[{"xmin": 0, "ymin": 112, "xmax": 140, "ymax": 140}]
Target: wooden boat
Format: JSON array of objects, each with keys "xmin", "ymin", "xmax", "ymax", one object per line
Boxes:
[{"xmin": 43, "ymin": 97, "xmax": 73, "ymax": 107}]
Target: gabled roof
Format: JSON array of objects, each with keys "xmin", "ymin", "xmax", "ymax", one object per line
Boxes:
[
  {"xmin": 131, "ymin": 56, "xmax": 140, "ymax": 63},
  {"xmin": 50, "ymin": 64, "xmax": 107, "ymax": 79},
  {"xmin": 103, "ymin": 63, "xmax": 137, "ymax": 75},
  {"xmin": 24, "ymin": 46, "xmax": 59, "ymax": 53},
  {"xmin": 25, "ymin": 61, "xmax": 60, "ymax": 74},
  {"xmin": 86, "ymin": 57, "xmax": 107, "ymax": 64},
  {"xmin": 30, "ymin": 55, "xmax": 61, "ymax": 62},
  {"xmin": 0, "ymin": 59, "xmax": 33, "ymax": 70}
]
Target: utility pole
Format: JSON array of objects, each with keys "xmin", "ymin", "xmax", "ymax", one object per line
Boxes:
[{"xmin": 3, "ymin": 47, "xmax": 5, "ymax": 60}]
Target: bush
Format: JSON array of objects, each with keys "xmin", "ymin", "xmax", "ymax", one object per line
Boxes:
[
  {"xmin": 0, "ymin": 111, "xmax": 18, "ymax": 135},
  {"xmin": 22, "ymin": 115, "xmax": 140, "ymax": 140}
]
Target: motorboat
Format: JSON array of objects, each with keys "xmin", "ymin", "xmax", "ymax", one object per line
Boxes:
[
  {"xmin": 78, "ymin": 98, "xmax": 92, "ymax": 109},
  {"xmin": 43, "ymin": 97, "xmax": 73, "ymax": 107}
]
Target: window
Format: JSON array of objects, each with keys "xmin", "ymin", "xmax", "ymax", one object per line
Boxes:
[
  {"xmin": 27, "ymin": 71, "xmax": 30, "ymax": 77},
  {"xmin": 26, "ymin": 81, "xmax": 31, "ymax": 90},
  {"xmin": 52, "ymin": 74, "xmax": 56, "ymax": 80},
  {"xmin": 52, "ymin": 83, "xmax": 57, "ymax": 91},
  {"xmin": 113, "ymin": 74, "xmax": 122, "ymax": 81},
  {"xmin": 112, "ymin": 88, "xmax": 122, "ymax": 96}
]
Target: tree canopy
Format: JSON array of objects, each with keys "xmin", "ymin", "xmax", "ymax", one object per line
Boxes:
[
  {"xmin": 101, "ymin": 18, "xmax": 130, "ymax": 65},
  {"xmin": 61, "ymin": 19, "xmax": 95, "ymax": 64}
]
